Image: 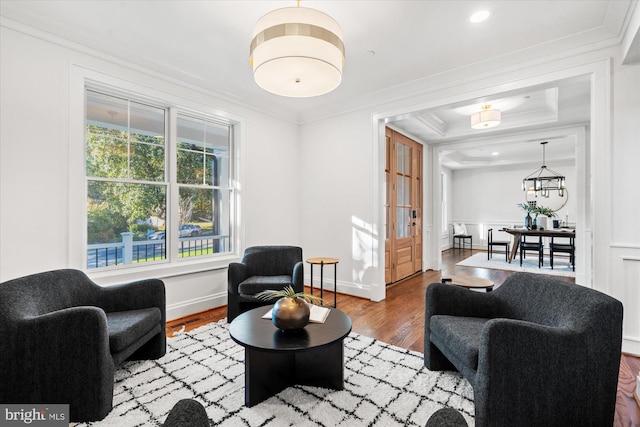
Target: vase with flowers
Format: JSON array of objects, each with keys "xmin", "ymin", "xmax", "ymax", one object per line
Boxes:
[
  {"xmin": 517, "ymin": 202, "xmax": 535, "ymax": 229},
  {"xmin": 532, "ymin": 206, "xmax": 557, "ymax": 230}
]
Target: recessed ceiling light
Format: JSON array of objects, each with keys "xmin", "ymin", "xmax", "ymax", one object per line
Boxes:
[
  {"xmin": 492, "ymin": 152, "xmax": 499, "ymax": 156},
  {"xmin": 470, "ymin": 10, "xmax": 490, "ymax": 23}
]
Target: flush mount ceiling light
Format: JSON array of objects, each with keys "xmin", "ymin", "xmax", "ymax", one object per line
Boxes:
[
  {"xmin": 249, "ymin": 1, "xmax": 345, "ymax": 98},
  {"xmin": 470, "ymin": 104, "xmax": 501, "ymax": 129},
  {"xmin": 522, "ymin": 141, "xmax": 566, "ymax": 198}
]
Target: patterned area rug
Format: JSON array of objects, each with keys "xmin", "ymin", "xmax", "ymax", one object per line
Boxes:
[
  {"xmin": 457, "ymin": 252, "xmax": 575, "ymax": 278},
  {"xmin": 77, "ymin": 321, "xmax": 474, "ymax": 426}
]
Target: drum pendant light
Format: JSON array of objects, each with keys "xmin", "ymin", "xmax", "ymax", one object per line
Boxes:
[
  {"xmin": 249, "ymin": 2, "xmax": 345, "ymax": 97},
  {"xmin": 471, "ymin": 104, "xmax": 501, "ymax": 129}
]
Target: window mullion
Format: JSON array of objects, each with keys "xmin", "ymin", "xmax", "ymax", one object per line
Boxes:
[
  {"xmin": 127, "ymin": 99, "xmax": 132, "ymax": 179},
  {"xmin": 168, "ymin": 107, "xmax": 180, "ymax": 262}
]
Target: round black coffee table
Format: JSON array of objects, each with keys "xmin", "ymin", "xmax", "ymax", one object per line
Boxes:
[{"xmin": 229, "ymin": 304, "xmax": 352, "ymax": 407}]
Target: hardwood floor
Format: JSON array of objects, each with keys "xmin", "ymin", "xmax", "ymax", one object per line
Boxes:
[{"xmin": 166, "ymin": 248, "xmax": 640, "ymax": 426}]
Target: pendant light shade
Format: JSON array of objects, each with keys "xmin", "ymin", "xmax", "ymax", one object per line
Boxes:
[
  {"xmin": 471, "ymin": 104, "xmax": 501, "ymax": 129},
  {"xmin": 250, "ymin": 6, "xmax": 345, "ymax": 98}
]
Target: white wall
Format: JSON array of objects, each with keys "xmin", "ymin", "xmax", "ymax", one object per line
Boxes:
[
  {"xmin": 299, "ymin": 109, "xmax": 378, "ymax": 299},
  {"xmin": 609, "ymin": 47, "xmax": 640, "ymax": 355},
  {"xmin": 0, "ymin": 25, "xmax": 300, "ymax": 320}
]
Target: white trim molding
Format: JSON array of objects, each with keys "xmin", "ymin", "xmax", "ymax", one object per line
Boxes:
[{"xmin": 610, "ymin": 245, "xmax": 640, "ymax": 355}]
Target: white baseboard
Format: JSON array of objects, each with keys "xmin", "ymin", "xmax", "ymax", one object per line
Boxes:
[
  {"xmin": 623, "ymin": 337, "xmax": 640, "ymax": 356},
  {"xmin": 166, "ymin": 293, "xmax": 226, "ymax": 321},
  {"xmin": 304, "ymin": 274, "xmax": 372, "ymax": 300}
]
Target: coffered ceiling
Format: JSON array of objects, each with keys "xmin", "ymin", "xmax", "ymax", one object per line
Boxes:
[{"xmin": 389, "ymin": 74, "xmax": 591, "ymax": 169}]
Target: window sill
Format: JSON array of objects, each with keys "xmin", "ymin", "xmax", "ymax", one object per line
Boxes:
[{"xmin": 87, "ymin": 253, "xmax": 242, "ymax": 286}]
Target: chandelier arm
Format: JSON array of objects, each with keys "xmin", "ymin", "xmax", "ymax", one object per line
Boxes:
[
  {"xmin": 542, "ymin": 167, "xmax": 565, "ymax": 178},
  {"xmin": 523, "ymin": 169, "xmax": 545, "ymax": 180}
]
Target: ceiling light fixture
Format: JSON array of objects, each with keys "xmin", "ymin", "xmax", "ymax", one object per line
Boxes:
[
  {"xmin": 249, "ymin": 0, "xmax": 345, "ymax": 98},
  {"xmin": 522, "ymin": 141, "xmax": 566, "ymax": 198},
  {"xmin": 471, "ymin": 104, "xmax": 501, "ymax": 129}
]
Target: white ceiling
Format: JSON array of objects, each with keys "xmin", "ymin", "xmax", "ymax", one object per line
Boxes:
[{"xmin": 1, "ymin": 0, "xmax": 637, "ymax": 168}]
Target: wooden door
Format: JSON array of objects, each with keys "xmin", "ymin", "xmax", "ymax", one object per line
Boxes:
[{"xmin": 385, "ymin": 128, "xmax": 423, "ymax": 284}]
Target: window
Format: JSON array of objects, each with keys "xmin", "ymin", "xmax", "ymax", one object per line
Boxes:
[
  {"xmin": 85, "ymin": 89, "xmax": 234, "ymax": 269},
  {"xmin": 176, "ymin": 114, "xmax": 232, "ymax": 257}
]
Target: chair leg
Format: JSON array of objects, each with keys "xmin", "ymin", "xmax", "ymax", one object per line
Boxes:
[{"xmin": 550, "ymin": 249, "xmax": 554, "ymax": 269}]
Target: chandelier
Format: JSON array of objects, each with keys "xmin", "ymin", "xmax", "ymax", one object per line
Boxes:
[
  {"xmin": 522, "ymin": 141, "xmax": 566, "ymax": 198},
  {"xmin": 471, "ymin": 104, "xmax": 501, "ymax": 129},
  {"xmin": 249, "ymin": 1, "xmax": 345, "ymax": 97}
]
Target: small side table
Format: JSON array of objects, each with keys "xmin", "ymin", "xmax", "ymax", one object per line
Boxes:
[
  {"xmin": 306, "ymin": 257, "xmax": 339, "ymax": 307},
  {"xmin": 442, "ymin": 274, "xmax": 494, "ymax": 292}
]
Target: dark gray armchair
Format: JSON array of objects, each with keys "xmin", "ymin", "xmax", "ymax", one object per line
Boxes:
[
  {"xmin": 164, "ymin": 399, "xmax": 209, "ymax": 427},
  {"xmin": 424, "ymin": 272, "xmax": 623, "ymax": 427},
  {"xmin": 0, "ymin": 269, "xmax": 166, "ymax": 422},
  {"xmin": 227, "ymin": 245, "xmax": 303, "ymax": 322}
]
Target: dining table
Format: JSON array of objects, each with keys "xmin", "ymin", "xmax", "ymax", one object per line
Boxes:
[{"xmin": 503, "ymin": 227, "xmax": 576, "ymax": 263}]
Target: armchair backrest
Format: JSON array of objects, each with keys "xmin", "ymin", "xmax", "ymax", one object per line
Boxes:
[
  {"xmin": 0, "ymin": 269, "xmax": 98, "ymax": 321},
  {"xmin": 242, "ymin": 246, "xmax": 302, "ymax": 277},
  {"xmin": 493, "ymin": 273, "xmax": 622, "ymax": 333}
]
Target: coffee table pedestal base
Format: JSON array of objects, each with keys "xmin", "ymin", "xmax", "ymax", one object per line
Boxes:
[{"xmin": 244, "ymin": 340, "xmax": 344, "ymax": 407}]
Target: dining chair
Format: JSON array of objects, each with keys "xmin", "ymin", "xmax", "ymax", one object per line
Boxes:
[
  {"xmin": 451, "ymin": 223, "xmax": 472, "ymax": 250},
  {"xmin": 520, "ymin": 234, "xmax": 543, "ymax": 267},
  {"xmin": 487, "ymin": 228, "xmax": 510, "ymax": 261},
  {"xmin": 550, "ymin": 235, "xmax": 575, "ymax": 271}
]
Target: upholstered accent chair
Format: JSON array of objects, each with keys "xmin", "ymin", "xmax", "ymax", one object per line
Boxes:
[
  {"xmin": 227, "ymin": 245, "xmax": 303, "ymax": 322},
  {"xmin": 425, "ymin": 408, "xmax": 468, "ymax": 427},
  {"xmin": 164, "ymin": 399, "xmax": 209, "ymax": 427},
  {"xmin": 0, "ymin": 269, "xmax": 166, "ymax": 422},
  {"xmin": 424, "ymin": 272, "xmax": 623, "ymax": 427}
]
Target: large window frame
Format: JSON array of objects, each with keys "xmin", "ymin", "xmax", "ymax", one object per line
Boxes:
[{"xmin": 70, "ymin": 67, "xmax": 244, "ymax": 283}]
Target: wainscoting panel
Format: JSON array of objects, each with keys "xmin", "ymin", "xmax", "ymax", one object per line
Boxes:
[
  {"xmin": 445, "ymin": 221, "xmax": 520, "ymax": 250},
  {"xmin": 611, "ymin": 245, "xmax": 640, "ymax": 355}
]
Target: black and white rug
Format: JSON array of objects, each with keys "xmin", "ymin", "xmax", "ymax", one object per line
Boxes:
[
  {"xmin": 77, "ymin": 321, "xmax": 474, "ymax": 426},
  {"xmin": 457, "ymin": 253, "xmax": 575, "ymax": 278}
]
